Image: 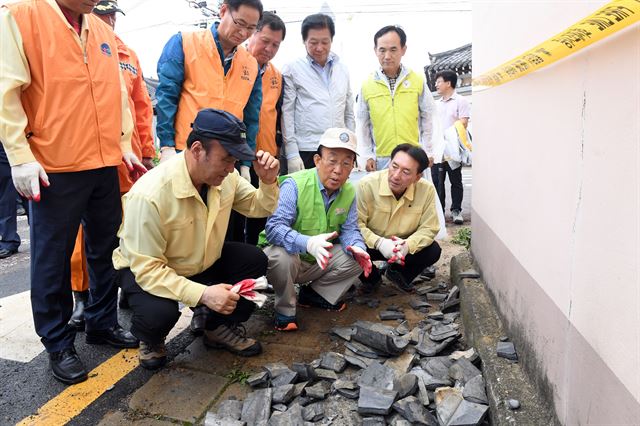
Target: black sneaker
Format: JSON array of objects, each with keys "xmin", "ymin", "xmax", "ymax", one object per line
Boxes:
[
  {"xmin": 298, "ymin": 286, "xmax": 346, "ymax": 311},
  {"xmin": 421, "ymin": 265, "xmax": 437, "ymax": 279},
  {"xmin": 385, "ymin": 266, "xmax": 415, "ymax": 293},
  {"xmin": 357, "ymin": 278, "xmax": 381, "ymax": 295}
]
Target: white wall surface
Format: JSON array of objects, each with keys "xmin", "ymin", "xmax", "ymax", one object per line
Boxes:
[{"xmin": 473, "ymin": 0, "xmax": 639, "ymax": 411}]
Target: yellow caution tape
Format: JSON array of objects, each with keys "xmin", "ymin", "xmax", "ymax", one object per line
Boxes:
[{"xmin": 473, "ymin": 0, "xmax": 640, "ymax": 90}]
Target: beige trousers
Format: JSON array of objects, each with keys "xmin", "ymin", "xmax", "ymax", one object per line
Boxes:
[{"xmin": 264, "ymin": 244, "xmax": 362, "ymax": 317}]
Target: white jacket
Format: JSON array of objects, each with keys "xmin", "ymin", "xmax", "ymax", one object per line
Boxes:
[{"xmin": 281, "ymin": 53, "xmax": 355, "ymax": 158}]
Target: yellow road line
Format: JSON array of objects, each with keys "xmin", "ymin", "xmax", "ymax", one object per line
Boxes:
[
  {"xmin": 17, "ymin": 307, "xmax": 192, "ymax": 425},
  {"xmin": 17, "ymin": 349, "xmax": 139, "ymax": 426},
  {"xmin": 473, "ymin": 0, "xmax": 640, "ymax": 90}
]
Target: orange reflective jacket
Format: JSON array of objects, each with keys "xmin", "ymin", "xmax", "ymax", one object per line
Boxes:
[
  {"xmin": 256, "ymin": 62, "xmax": 282, "ymax": 156},
  {"xmin": 8, "ymin": 1, "xmax": 123, "ymax": 172},
  {"xmin": 116, "ymin": 35, "xmax": 154, "ymax": 193},
  {"xmin": 173, "ymin": 30, "xmax": 258, "ymax": 151}
]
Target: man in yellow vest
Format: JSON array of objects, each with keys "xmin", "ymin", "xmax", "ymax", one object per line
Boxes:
[
  {"xmin": 357, "ymin": 25, "xmax": 435, "ymax": 171},
  {"xmin": 260, "ymin": 129, "xmax": 372, "ymax": 331},
  {"xmin": 155, "ymin": 0, "xmax": 263, "ymax": 167},
  {"xmin": 243, "ymin": 11, "xmax": 286, "ymax": 245},
  {"xmin": 0, "ymin": 0, "xmax": 146, "ymax": 385}
]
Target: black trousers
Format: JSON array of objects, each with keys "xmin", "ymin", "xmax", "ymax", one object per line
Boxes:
[
  {"xmin": 226, "ymin": 167, "xmax": 267, "ymax": 245},
  {"xmin": 120, "ymin": 242, "xmax": 267, "ymax": 344},
  {"xmin": 299, "ymin": 151, "xmax": 316, "ymax": 170},
  {"xmin": 0, "ymin": 161, "xmax": 20, "ymax": 252},
  {"xmin": 30, "ymin": 167, "xmax": 121, "ymax": 353},
  {"xmin": 431, "ymin": 163, "xmax": 463, "ymax": 212},
  {"xmin": 359, "ymin": 241, "xmax": 442, "ymax": 287}
]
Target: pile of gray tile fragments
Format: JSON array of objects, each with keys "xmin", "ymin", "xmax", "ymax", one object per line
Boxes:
[{"xmin": 205, "ymin": 282, "xmax": 490, "ymax": 425}]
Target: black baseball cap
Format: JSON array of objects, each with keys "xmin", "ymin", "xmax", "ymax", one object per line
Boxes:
[
  {"xmin": 93, "ymin": 1, "xmax": 125, "ymax": 15},
  {"xmin": 191, "ymin": 109, "xmax": 256, "ymax": 161}
]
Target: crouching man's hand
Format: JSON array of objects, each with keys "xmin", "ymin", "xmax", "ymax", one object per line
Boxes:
[
  {"xmin": 253, "ymin": 150, "xmax": 279, "ymax": 184},
  {"xmin": 198, "ymin": 284, "xmax": 240, "ymax": 315}
]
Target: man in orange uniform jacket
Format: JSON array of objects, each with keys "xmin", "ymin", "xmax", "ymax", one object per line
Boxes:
[
  {"xmin": 68, "ymin": 0, "xmax": 157, "ymax": 331},
  {"xmin": 0, "ymin": 0, "xmax": 146, "ymax": 385},
  {"xmin": 242, "ymin": 10, "xmax": 285, "ymax": 245}
]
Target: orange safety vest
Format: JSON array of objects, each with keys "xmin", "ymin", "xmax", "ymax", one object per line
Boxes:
[
  {"xmin": 174, "ymin": 29, "xmax": 258, "ymax": 151},
  {"xmin": 7, "ymin": 1, "xmax": 123, "ymax": 173},
  {"xmin": 115, "ymin": 35, "xmax": 154, "ymax": 193},
  {"xmin": 255, "ymin": 62, "xmax": 282, "ymax": 156}
]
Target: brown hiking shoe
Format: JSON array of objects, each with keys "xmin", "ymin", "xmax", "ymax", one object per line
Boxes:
[
  {"xmin": 203, "ymin": 323, "xmax": 262, "ymax": 357},
  {"xmin": 139, "ymin": 341, "xmax": 167, "ymax": 370}
]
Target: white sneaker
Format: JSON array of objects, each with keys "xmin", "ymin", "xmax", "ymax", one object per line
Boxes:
[{"xmin": 452, "ymin": 210, "xmax": 464, "ymax": 225}]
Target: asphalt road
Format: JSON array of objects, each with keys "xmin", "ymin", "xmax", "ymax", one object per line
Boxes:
[{"xmin": 0, "ymin": 166, "xmax": 472, "ymax": 424}]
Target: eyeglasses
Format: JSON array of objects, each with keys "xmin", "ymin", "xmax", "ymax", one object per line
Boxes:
[
  {"xmin": 230, "ymin": 11, "xmax": 257, "ymax": 32},
  {"xmin": 323, "ymin": 157, "xmax": 354, "ymax": 171}
]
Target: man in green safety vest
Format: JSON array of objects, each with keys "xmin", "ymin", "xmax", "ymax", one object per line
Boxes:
[
  {"xmin": 259, "ymin": 128, "xmax": 372, "ymax": 331},
  {"xmin": 356, "ymin": 25, "xmax": 435, "ymax": 171}
]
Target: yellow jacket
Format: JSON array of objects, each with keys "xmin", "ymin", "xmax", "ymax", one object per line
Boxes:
[
  {"xmin": 112, "ymin": 153, "xmax": 279, "ymax": 306},
  {"xmin": 357, "ymin": 169, "xmax": 439, "ymax": 254}
]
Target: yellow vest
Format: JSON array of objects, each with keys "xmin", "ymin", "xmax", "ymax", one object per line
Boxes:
[
  {"xmin": 361, "ymin": 70, "xmax": 423, "ymax": 157},
  {"xmin": 174, "ymin": 30, "xmax": 258, "ymax": 150},
  {"xmin": 256, "ymin": 62, "xmax": 282, "ymax": 156}
]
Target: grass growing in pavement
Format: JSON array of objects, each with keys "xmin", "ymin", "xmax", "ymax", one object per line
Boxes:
[
  {"xmin": 225, "ymin": 369, "xmax": 251, "ymax": 384},
  {"xmin": 452, "ymin": 227, "xmax": 472, "ymax": 250}
]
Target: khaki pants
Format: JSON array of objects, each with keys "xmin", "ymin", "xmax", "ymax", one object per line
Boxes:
[{"xmin": 264, "ymin": 244, "xmax": 362, "ymax": 317}]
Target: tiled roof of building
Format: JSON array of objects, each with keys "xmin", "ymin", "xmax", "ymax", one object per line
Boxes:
[
  {"xmin": 424, "ymin": 43, "xmax": 472, "ymax": 92},
  {"xmin": 427, "ymin": 43, "xmax": 472, "ymax": 72}
]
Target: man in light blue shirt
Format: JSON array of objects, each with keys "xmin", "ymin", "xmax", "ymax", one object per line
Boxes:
[{"xmin": 261, "ymin": 129, "xmax": 371, "ymax": 331}]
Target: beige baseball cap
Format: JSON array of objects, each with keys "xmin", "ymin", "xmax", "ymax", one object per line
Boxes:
[{"xmin": 318, "ymin": 128, "xmax": 358, "ymax": 155}]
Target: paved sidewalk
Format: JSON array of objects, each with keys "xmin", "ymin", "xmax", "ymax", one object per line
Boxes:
[{"xmin": 98, "ymin": 233, "xmax": 468, "ymax": 425}]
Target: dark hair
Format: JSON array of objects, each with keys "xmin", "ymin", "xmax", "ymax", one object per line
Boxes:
[
  {"xmin": 257, "ymin": 11, "xmax": 286, "ymax": 40},
  {"xmin": 390, "ymin": 143, "xmax": 428, "ymax": 173},
  {"xmin": 435, "ymin": 69, "xmax": 458, "ymax": 88},
  {"xmin": 301, "ymin": 13, "xmax": 335, "ymax": 41},
  {"xmin": 315, "ymin": 145, "xmax": 356, "ymax": 162},
  {"xmin": 224, "ymin": 0, "xmax": 263, "ymax": 19},
  {"xmin": 374, "ymin": 25, "xmax": 406, "ymax": 47},
  {"xmin": 186, "ymin": 131, "xmax": 215, "ymax": 153}
]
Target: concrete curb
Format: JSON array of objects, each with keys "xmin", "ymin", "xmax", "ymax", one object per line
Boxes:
[{"xmin": 451, "ymin": 252, "xmax": 559, "ymax": 425}]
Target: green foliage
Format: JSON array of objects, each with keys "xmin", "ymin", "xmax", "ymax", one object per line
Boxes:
[
  {"xmin": 452, "ymin": 227, "xmax": 472, "ymax": 250},
  {"xmin": 225, "ymin": 369, "xmax": 251, "ymax": 385}
]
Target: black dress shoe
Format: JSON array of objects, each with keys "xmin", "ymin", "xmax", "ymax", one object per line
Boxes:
[
  {"xmin": 385, "ymin": 266, "xmax": 415, "ymax": 293},
  {"xmin": 68, "ymin": 291, "xmax": 88, "ymax": 331},
  {"xmin": 49, "ymin": 348, "xmax": 88, "ymax": 385},
  {"xmin": 0, "ymin": 248, "xmax": 18, "ymax": 259},
  {"xmin": 118, "ymin": 290, "xmax": 130, "ymax": 309},
  {"xmin": 86, "ymin": 325, "xmax": 139, "ymax": 348},
  {"xmin": 190, "ymin": 306, "xmax": 208, "ymax": 335}
]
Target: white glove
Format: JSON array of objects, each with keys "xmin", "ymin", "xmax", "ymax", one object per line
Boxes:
[
  {"xmin": 306, "ymin": 231, "xmax": 338, "ymax": 269},
  {"xmin": 122, "ymin": 151, "xmax": 148, "ymax": 182},
  {"xmin": 159, "ymin": 147, "xmax": 176, "ymax": 163},
  {"xmin": 389, "ymin": 236, "xmax": 409, "ymax": 265},
  {"xmin": 392, "ymin": 236, "xmax": 409, "ymax": 257},
  {"xmin": 11, "ymin": 161, "xmax": 49, "ymax": 201},
  {"xmin": 287, "ymin": 155, "xmax": 305, "ymax": 173},
  {"xmin": 375, "ymin": 237, "xmax": 396, "ymax": 260},
  {"xmin": 240, "ymin": 165, "xmax": 251, "ymax": 182}
]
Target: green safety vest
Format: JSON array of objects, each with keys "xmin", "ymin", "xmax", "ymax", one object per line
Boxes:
[
  {"xmin": 361, "ymin": 70, "xmax": 424, "ymax": 157},
  {"xmin": 257, "ymin": 169, "xmax": 355, "ymax": 263}
]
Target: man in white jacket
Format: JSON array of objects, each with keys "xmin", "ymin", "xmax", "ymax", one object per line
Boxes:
[{"xmin": 281, "ymin": 13, "xmax": 355, "ymax": 172}]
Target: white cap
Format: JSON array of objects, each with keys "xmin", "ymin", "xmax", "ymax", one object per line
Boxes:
[{"xmin": 318, "ymin": 128, "xmax": 358, "ymax": 155}]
